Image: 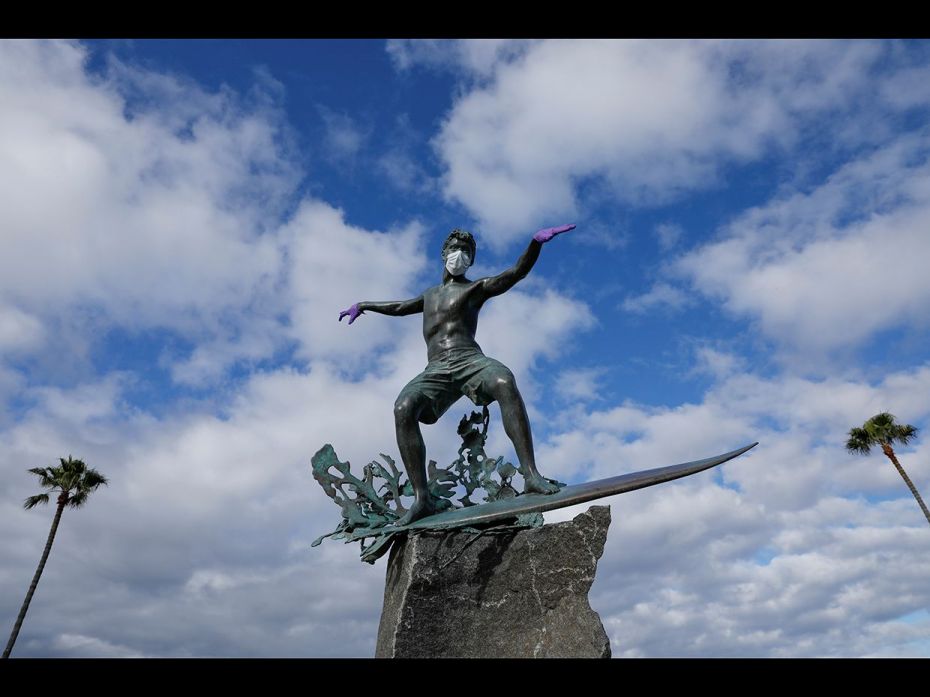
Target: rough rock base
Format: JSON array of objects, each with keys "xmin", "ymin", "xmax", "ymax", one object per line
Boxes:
[{"xmin": 376, "ymin": 505, "xmax": 612, "ymax": 658}]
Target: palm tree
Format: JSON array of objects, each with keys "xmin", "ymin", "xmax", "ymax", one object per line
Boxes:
[
  {"xmin": 846, "ymin": 412, "xmax": 929, "ymax": 527},
  {"xmin": 3, "ymin": 456, "xmax": 107, "ymax": 658}
]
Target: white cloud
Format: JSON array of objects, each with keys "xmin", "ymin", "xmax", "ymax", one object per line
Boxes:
[
  {"xmin": 622, "ymin": 282, "xmax": 694, "ymax": 314},
  {"xmin": 0, "ymin": 365, "xmax": 26, "ymax": 424},
  {"xmin": 654, "ymin": 222, "xmax": 683, "ymax": 252},
  {"xmin": 476, "ymin": 283, "xmax": 596, "ymax": 377},
  {"xmin": 572, "ymin": 221, "xmax": 630, "ymax": 252},
  {"xmin": 879, "ymin": 63, "xmax": 930, "ymax": 111},
  {"xmin": 372, "ymin": 114, "xmax": 436, "ymax": 195},
  {"xmin": 386, "ymin": 39, "xmax": 536, "ymax": 77},
  {"xmin": 168, "ymin": 316, "xmax": 286, "ymax": 387},
  {"xmin": 690, "ymin": 346, "xmax": 746, "ymax": 380},
  {"xmin": 426, "ymin": 39, "xmax": 918, "ymax": 247},
  {"xmin": 596, "ymin": 506, "xmax": 930, "ymax": 657},
  {"xmin": 318, "ymin": 105, "xmax": 368, "ymax": 163},
  {"xmin": 0, "ymin": 364, "xmax": 400, "ymax": 656},
  {"xmin": 676, "ymin": 130, "xmax": 930, "ymax": 358},
  {"xmin": 376, "ymin": 149, "xmax": 432, "ymax": 194},
  {"xmin": 0, "ymin": 40, "xmax": 299, "ymax": 381},
  {"xmin": 53, "ymin": 633, "xmax": 145, "ymax": 658},
  {"xmin": 282, "ymin": 200, "xmax": 428, "ymax": 367},
  {"xmin": 554, "ymin": 367, "xmax": 607, "ymax": 402},
  {"xmin": 0, "ymin": 306, "xmax": 45, "ymax": 353},
  {"xmin": 538, "ymin": 362, "xmax": 930, "ymax": 656}
]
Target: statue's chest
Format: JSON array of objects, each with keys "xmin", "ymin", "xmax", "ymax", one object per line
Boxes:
[{"xmin": 427, "ymin": 285, "xmax": 474, "ymax": 317}]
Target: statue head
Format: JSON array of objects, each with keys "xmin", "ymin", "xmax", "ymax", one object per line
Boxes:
[{"xmin": 441, "ymin": 229, "xmax": 476, "ymax": 276}]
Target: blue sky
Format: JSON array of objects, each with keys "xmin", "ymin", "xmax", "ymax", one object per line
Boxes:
[{"xmin": 2, "ymin": 39, "xmax": 930, "ymax": 657}]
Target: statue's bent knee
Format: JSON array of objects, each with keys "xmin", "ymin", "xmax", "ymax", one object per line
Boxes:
[
  {"xmin": 492, "ymin": 368, "xmax": 517, "ymax": 396},
  {"xmin": 394, "ymin": 395, "xmax": 416, "ymax": 424}
]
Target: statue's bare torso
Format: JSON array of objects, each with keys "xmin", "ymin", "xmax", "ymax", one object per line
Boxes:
[{"xmin": 422, "ymin": 278, "xmax": 485, "ymax": 360}]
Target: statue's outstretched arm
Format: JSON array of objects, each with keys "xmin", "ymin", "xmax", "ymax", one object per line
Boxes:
[
  {"xmin": 480, "ymin": 224, "xmax": 576, "ymax": 298},
  {"xmin": 338, "ymin": 296, "xmax": 424, "ymax": 325}
]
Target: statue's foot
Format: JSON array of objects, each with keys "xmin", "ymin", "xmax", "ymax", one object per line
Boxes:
[
  {"xmin": 523, "ymin": 472, "xmax": 562, "ymax": 495},
  {"xmin": 392, "ymin": 497, "xmax": 442, "ymax": 527}
]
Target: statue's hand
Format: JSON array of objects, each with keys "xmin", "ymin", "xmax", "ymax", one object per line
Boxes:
[
  {"xmin": 338, "ymin": 303, "xmax": 363, "ymax": 325},
  {"xmin": 533, "ymin": 223, "xmax": 576, "ymax": 244}
]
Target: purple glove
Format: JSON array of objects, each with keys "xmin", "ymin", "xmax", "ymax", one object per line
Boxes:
[
  {"xmin": 533, "ymin": 223, "xmax": 576, "ymax": 244},
  {"xmin": 338, "ymin": 303, "xmax": 363, "ymax": 325}
]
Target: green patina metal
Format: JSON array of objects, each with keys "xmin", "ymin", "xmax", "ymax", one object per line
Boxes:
[{"xmin": 311, "ymin": 407, "xmax": 558, "ymax": 563}]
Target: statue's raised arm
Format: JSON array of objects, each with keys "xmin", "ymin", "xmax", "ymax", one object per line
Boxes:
[
  {"xmin": 479, "ymin": 224, "xmax": 576, "ymax": 299},
  {"xmin": 338, "ymin": 296, "xmax": 425, "ymax": 325}
]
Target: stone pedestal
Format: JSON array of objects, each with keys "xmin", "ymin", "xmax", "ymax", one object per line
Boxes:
[{"xmin": 376, "ymin": 505, "xmax": 612, "ymax": 658}]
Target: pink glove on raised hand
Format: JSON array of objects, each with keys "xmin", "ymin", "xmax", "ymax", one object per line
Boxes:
[
  {"xmin": 533, "ymin": 223, "xmax": 576, "ymax": 244},
  {"xmin": 338, "ymin": 303, "xmax": 363, "ymax": 325}
]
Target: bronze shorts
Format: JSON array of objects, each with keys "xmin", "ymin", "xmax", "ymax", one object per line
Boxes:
[{"xmin": 396, "ymin": 348, "xmax": 513, "ymax": 424}]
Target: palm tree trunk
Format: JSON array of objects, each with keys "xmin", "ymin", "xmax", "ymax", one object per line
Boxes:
[
  {"xmin": 2, "ymin": 497, "xmax": 67, "ymax": 658},
  {"xmin": 882, "ymin": 444, "xmax": 930, "ymax": 527}
]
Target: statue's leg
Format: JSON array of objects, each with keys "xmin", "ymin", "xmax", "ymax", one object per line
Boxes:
[
  {"xmin": 487, "ymin": 368, "xmax": 560, "ymax": 495},
  {"xmin": 393, "ymin": 390, "xmax": 443, "ymax": 525},
  {"xmin": 395, "ymin": 392, "xmax": 427, "ymax": 493}
]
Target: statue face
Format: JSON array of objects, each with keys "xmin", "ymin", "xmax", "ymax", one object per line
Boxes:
[{"xmin": 443, "ymin": 240, "xmax": 473, "ymax": 276}]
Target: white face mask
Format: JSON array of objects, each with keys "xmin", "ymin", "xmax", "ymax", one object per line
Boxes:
[{"xmin": 444, "ymin": 250, "xmax": 471, "ymax": 276}]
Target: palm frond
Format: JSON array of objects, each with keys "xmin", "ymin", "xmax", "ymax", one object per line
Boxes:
[
  {"xmin": 28, "ymin": 467, "xmax": 57, "ymax": 489},
  {"xmin": 79, "ymin": 470, "xmax": 109, "ymax": 490},
  {"xmin": 23, "ymin": 493, "xmax": 50, "ymax": 510},
  {"xmin": 68, "ymin": 491, "xmax": 89, "ymax": 508},
  {"xmin": 894, "ymin": 423, "xmax": 918, "ymax": 446},
  {"xmin": 845, "ymin": 427, "xmax": 872, "ymax": 455},
  {"xmin": 67, "ymin": 457, "xmax": 88, "ymax": 473},
  {"xmin": 56, "ymin": 456, "xmax": 87, "ymax": 493}
]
